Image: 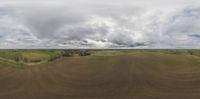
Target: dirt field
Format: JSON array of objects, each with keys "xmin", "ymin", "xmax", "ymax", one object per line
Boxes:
[{"xmin": 0, "ymin": 51, "xmax": 200, "ymax": 99}]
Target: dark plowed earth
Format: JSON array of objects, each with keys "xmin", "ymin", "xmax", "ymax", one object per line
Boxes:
[{"xmin": 0, "ymin": 53, "xmax": 200, "ymax": 99}]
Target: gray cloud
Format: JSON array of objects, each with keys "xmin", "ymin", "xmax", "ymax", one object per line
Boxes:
[{"xmin": 0, "ymin": 1, "xmax": 200, "ymax": 49}]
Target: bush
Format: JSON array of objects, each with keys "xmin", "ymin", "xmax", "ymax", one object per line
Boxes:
[{"xmin": 79, "ymin": 51, "xmax": 91, "ymax": 56}]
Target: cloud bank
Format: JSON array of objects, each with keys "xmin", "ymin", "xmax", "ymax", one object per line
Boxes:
[{"xmin": 0, "ymin": 0, "xmax": 200, "ymax": 49}]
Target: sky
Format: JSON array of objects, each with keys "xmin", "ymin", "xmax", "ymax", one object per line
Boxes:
[{"xmin": 0, "ymin": 0, "xmax": 200, "ymax": 49}]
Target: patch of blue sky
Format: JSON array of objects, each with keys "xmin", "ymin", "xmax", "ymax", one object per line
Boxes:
[{"xmin": 189, "ymin": 34, "xmax": 200, "ymax": 38}]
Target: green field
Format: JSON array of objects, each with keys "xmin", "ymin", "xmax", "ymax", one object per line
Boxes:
[{"xmin": 0, "ymin": 50, "xmax": 62, "ymax": 64}]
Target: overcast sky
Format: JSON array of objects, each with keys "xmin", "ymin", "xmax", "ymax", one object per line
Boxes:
[{"xmin": 0, "ymin": 0, "xmax": 200, "ymax": 49}]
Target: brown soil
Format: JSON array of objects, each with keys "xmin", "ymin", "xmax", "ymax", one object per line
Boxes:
[{"xmin": 0, "ymin": 53, "xmax": 200, "ymax": 99}]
